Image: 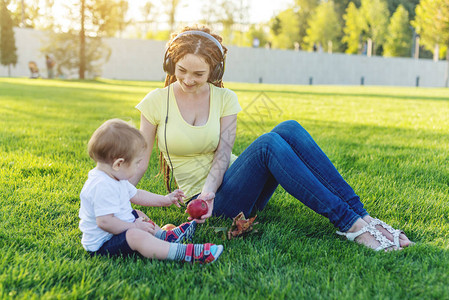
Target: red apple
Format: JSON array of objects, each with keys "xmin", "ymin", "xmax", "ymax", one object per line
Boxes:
[
  {"xmin": 144, "ymin": 219, "xmax": 155, "ymax": 226},
  {"xmin": 161, "ymin": 224, "xmax": 176, "ymax": 231},
  {"xmin": 186, "ymin": 199, "xmax": 208, "ymax": 219}
]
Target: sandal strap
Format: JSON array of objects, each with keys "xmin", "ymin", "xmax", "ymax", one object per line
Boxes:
[
  {"xmin": 365, "ymin": 225, "xmax": 396, "ymax": 251},
  {"xmin": 337, "ymin": 224, "xmax": 395, "ymax": 251},
  {"xmin": 185, "ymin": 244, "xmax": 194, "ymax": 262},
  {"xmin": 370, "ymin": 218, "xmax": 404, "ymax": 248},
  {"xmin": 336, "ymin": 226, "xmax": 369, "ymax": 241}
]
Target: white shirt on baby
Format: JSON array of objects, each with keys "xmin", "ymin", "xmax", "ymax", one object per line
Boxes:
[{"xmin": 79, "ymin": 168, "xmax": 137, "ymax": 252}]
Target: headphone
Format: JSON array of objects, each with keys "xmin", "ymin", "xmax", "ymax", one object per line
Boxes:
[{"xmin": 163, "ymin": 30, "xmax": 226, "ymax": 83}]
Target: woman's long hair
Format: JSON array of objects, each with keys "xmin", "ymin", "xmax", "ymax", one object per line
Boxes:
[{"xmin": 160, "ymin": 25, "xmax": 227, "ymax": 192}]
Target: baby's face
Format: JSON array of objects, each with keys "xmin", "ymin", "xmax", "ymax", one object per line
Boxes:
[{"xmin": 115, "ymin": 150, "xmax": 144, "ymax": 181}]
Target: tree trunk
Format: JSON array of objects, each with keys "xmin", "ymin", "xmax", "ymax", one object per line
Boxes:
[
  {"xmin": 445, "ymin": 44, "xmax": 449, "ymax": 88},
  {"xmin": 8, "ymin": 64, "xmax": 11, "ymax": 77},
  {"xmin": 79, "ymin": 0, "xmax": 86, "ymax": 79}
]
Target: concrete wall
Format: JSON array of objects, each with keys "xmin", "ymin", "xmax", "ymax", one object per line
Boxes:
[{"xmin": 1, "ymin": 27, "xmax": 447, "ymax": 87}]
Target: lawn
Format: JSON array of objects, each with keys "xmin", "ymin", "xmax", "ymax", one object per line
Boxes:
[{"xmin": 1, "ymin": 78, "xmax": 449, "ymax": 299}]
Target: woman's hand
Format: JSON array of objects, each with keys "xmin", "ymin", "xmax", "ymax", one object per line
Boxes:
[
  {"xmin": 164, "ymin": 189, "xmax": 185, "ymax": 207},
  {"xmin": 187, "ymin": 192, "xmax": 215, "ymax": 224}
]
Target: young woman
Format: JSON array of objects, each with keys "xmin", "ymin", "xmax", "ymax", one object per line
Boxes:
[{"xmin": 132, "ymin": 25, "xmax": 412, "ymax": 252}]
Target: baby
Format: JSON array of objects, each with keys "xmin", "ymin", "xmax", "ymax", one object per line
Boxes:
[{"xmin": 79, "ymin": 119, "xmax": 223, "ymax": 263}]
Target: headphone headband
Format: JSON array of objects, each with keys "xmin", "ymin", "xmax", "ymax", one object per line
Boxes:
[
  {"xmin": 168, "ymin": 30, "xmax": 224, "ymax": 56},
  {"xmin": 163, "ymin": 30, "xmax": 225, "ymax": 82}
]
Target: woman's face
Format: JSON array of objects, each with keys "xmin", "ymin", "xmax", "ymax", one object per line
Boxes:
[{"xmin": 174, "ymin": 53, "xmax": 210, "ymax": 94}]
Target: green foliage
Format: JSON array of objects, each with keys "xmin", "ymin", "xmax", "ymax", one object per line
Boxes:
[
  {"xmin": 386, "ymin": 0, "xmax": 420, "ymax": 19},
  {"xmin": 294, "ymin": 0, "xmax": 319, "ymax": 48},
  {"xmin": 383, "ymin": 5, "xmax": 412, "ymax": 57},
  {"xmin": 360, "ymin": 0, "xmax": 390, "ymax": 55},
  {"xmin": 412, "ymin": 0, "xmax": 449, "ymax": 59},
  {"xmin": 270, "ymin": 16, "xmax": 282, "ymax": 36},
  {"xmin": 0, "ymin": 0, "xmax": 17, "ymax": 71},
  {"xmin": 40, "ymin": 31, "xmax": 111, "ymax": 79},
  {"xmin": 333, "ymin": 0, "xmax": 359, "ymax": 20},
  {"xmin": 304, "ymin": 1, "xmax": 342, "ymax": 52},
  {"xmin": 1, "ymin": 78, "xmax": 449, "ymax": 298},
  {"xmin": 342, "ymin": 2, "xmax": 363, "ymax": 54},
  {"xmin": 145, "ymin": 30, "xmax": 170, "ymax": 41},
  {"xmin": 87, "ymin": 0, "xmax": 130, "ymax": 37},
  {"xmin": 6, "ymin": 0, "xmax": 41, "ymax": 28},
  {"xmin": 197, "ymin": 0, "xmax": 239, "ymax": 45},
  {"xmin": 40, "ymin": 0, "xmax": 127, "ymax": 79},
  {"xmin": 269, "ymin": 8, "xmax": 300, "ymax": 49},
  {"xmin": 231, "ymin": 25, "xmax": 269, "ymax": 48}
]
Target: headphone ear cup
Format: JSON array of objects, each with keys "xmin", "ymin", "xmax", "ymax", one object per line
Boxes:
[
  {"xmin": 164, "ymin": 57, "xmax": 175, "ymax": 75},
  {"xmin": 210, "ymin": 62, "xmax": 224, "ymax": 83}
]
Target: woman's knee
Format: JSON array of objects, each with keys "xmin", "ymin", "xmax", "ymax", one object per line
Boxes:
[
  {"xmin": 255, "ymin": 132, "xmax": 283, "ymax": 149},
  {"xmin": 272, "ymin": 120, "xmax": 302, "ymax": 133}
]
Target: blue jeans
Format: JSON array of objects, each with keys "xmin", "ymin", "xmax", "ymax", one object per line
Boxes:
[{"xmin": 213, "ymin": 120, "xmax": 368, "ymax": 232}]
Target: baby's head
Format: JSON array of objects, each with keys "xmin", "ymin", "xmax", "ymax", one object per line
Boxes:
[{"xmin": 88, "ymin": 119, "xmax": 147, "ymax": 166}]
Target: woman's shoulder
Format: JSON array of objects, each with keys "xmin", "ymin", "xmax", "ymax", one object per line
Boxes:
[
  {"xmin": 210, "ymin": 84, "xmax": 238, "ymax": 100},
  {"xmin": 142, "ymin": 86, "xmax": 168, "ymax": 101},
  {"xmin": 137, "ymin": 86, "xmax": 169, "ymax": 109}
]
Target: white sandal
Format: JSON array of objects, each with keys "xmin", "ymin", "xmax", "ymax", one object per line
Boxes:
[
  {"xmin": 369, "ymin": 218, "xmax": 406, "ymax": 248},
  {"xmin": 336, "ymin": 224, "xmax": 396, "ymax": 251}
]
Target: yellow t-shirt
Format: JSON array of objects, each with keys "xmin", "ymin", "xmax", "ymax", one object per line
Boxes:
[{"xmin": 136, "ymin": 83, "xmax": 242, "ymax": 198}]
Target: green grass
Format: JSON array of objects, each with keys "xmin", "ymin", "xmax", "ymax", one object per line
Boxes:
[{"xmin": 1, "ymin": 78, "xmax": 449, "ymax": 299}]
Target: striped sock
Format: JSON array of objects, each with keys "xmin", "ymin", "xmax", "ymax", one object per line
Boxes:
[
  {"xmin": 167, "ymin": 243, "xmax": 187, "ymax": 260},
  {"xmin": 166, "ymin": 243, "xmax": 222, "ymax": 263},
  {"xmin": 155, "ymin": 222, "xmax": 195, "ymax": 243},
  {"xmin": 155, "ymin": 230, "xmax": 166, "ymax": 240}
]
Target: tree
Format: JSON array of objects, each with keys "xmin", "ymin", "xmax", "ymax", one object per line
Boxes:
[
  {"xmin": 41, "ymin": 31, "xmax": 111, "ymax": 79},
  {"xmin": 383, "ymin": 5, "xmax": 412, "ymax": 57},
  {"xmin": 360, "ymin": 0, "xmax": 390, "ymax": 55},
  {"xmin": 412, "ymin": 0, "xmax": 449, "ymax": 86},
  {"xmin": 167, "ymin": 0, "xmax": 180, "ymax": 33},
  {"xmin": 199, "ymin": 0, "xmax": 238, "ymax": 45},
  {"xmin": 342, "ymin": 2, "xmax": 364, "ymax": 54},
  {"xmin": 0, "ymin": 0, "xmax": 18, "ymax": 76},
  {"xmin": 41, "ymin": 0, "xmax": 126, "ymax": 79},
  {"xmin": 4, "ymin": 0, "xmax": 55, "ymax": 29},
  {"xmin": 269, "ymin": 8, "xmax": 300, "ymax": 49},
  {"xmin": 304, "ymin": 1, "xmax": 342, "ymax": 52},
  {"xmin": 80, "ymin": 0, "xmax": 86, "ymax": 79},
  {"xmin": 294, "ymin": 0, "xmax": 319, "ymax": 48},
  {"xmin": 74, "ymin": 0, "xmax": 129, "ymax": 78},
  {"xmin": 230, "ymin": 24, "xmax": 269, "ymax": 48},
  {"xmin": 334, "ymin": 0, "xmax": 360, "ymax": 18},
  {"xmin": 386, "ymin": 0, "xmax": 420, "ymax": 19},
  {"xmin": 88, "ymin": 0, "xmax": 129, "ymax": 37}
]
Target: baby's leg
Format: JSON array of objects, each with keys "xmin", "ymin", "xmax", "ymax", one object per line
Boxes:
[
  {"xmin": 125, "ymin": 228, "xmax": 223, "ymax": 264},
  {"xmin": 126, "ymin": 228, "xmax": 170, "ymax": 259}
]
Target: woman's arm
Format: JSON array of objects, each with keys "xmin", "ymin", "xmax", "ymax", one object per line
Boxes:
[
  {"xmin": 129, "ymin": 114, "xmax": 157, "ymax": 186},
  {"xmin": 202, "ymin": 114, "xmax": 237, "ymax": 193},
  {"xmin": 193, "ymin": 114, "xmax": 237, "ymax": 222}
]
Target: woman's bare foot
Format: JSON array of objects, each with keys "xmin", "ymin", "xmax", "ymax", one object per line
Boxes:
[
  {"xmin": 346, "ymin": 218, "xmax": 400, "ymax": 251},
  {"xmin": 362, "ymin": 215, "xmax": 413, "ymax": 248}
]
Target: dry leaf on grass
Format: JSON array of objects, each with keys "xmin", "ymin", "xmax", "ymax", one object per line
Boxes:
[{"xmin": 227, "ymin": 212, "xmax": 258, "ymax": 239}]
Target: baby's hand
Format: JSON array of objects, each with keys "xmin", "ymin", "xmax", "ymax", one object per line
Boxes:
[
  {"xmin": 134, "ymin": 217, "xmax": 156, "ymax": 234},
  {"xmin": 165, "ymin": 189, "xmax": 185, "ymax": 207}
]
